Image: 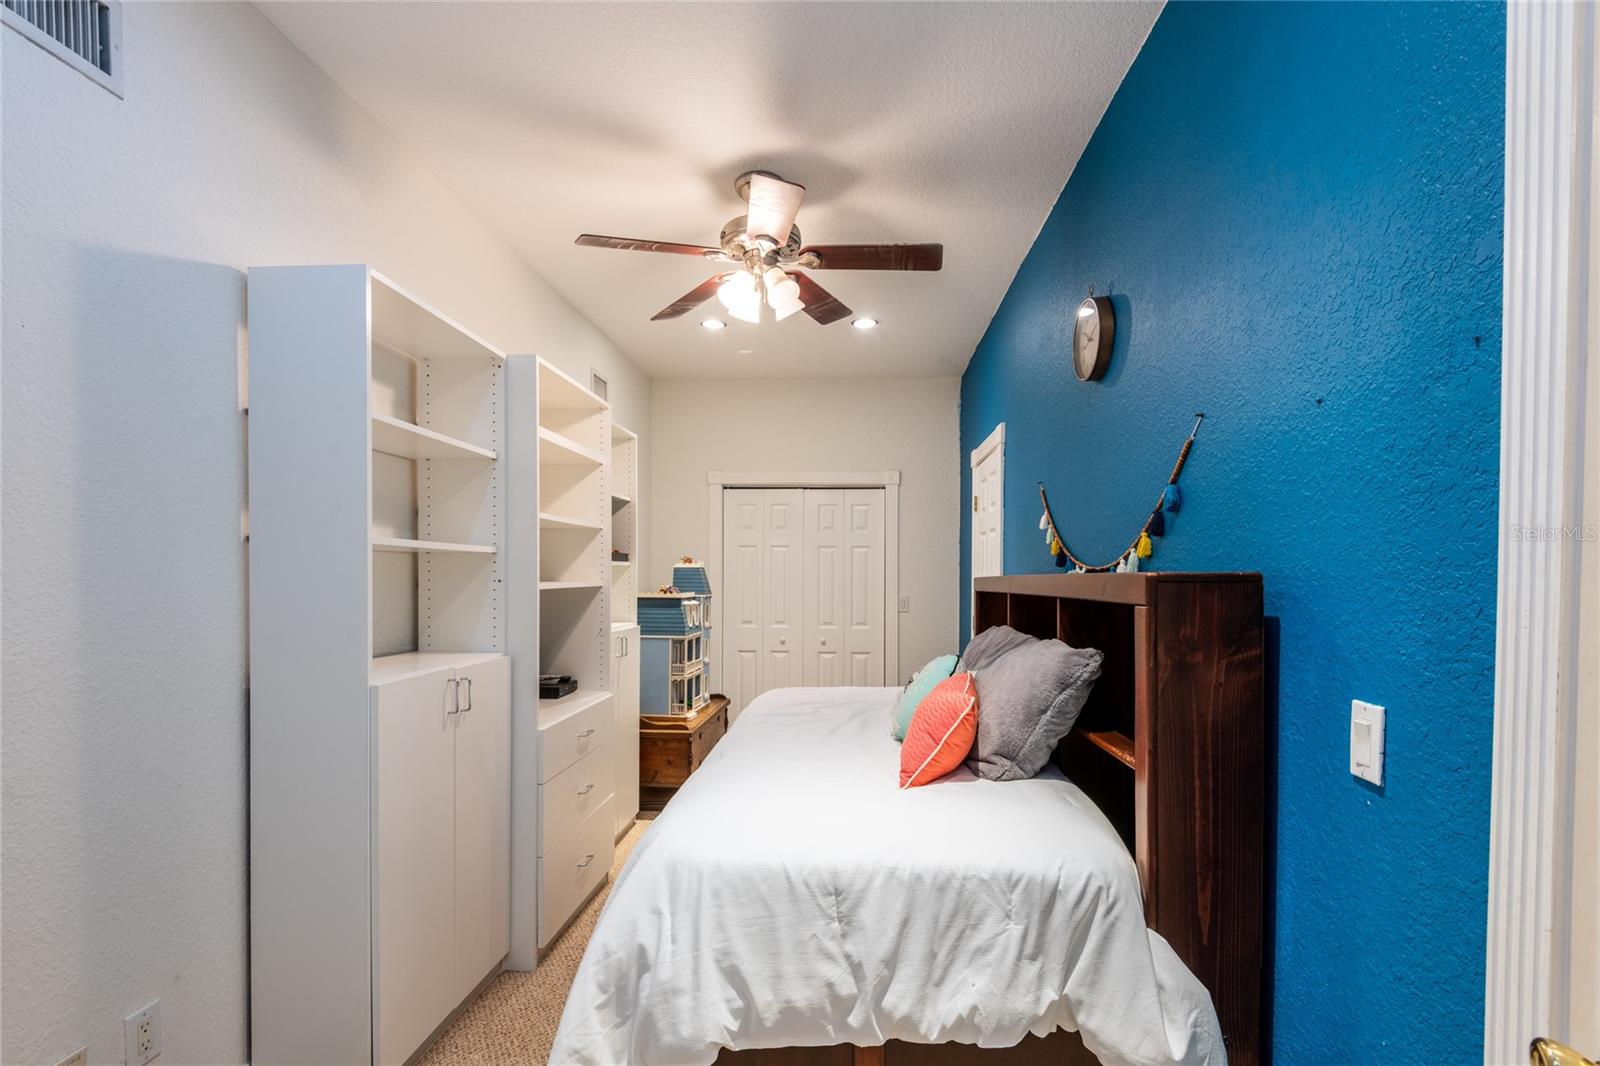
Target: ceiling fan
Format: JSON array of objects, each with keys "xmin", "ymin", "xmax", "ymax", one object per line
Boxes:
[{"xmin": 574, "ymin": 171, "xmax": 943, "ymax": 326}]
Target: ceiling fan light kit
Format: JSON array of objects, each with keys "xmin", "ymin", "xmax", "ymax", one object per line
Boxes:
[{"xmin": 574, "ymin": 170, "xmax": 943, "ymax": 327}]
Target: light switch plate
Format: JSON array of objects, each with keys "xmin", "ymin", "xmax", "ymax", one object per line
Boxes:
[{"xmin": 1350, "ymin": 700, "xmax": 1385, "ymax": 785}]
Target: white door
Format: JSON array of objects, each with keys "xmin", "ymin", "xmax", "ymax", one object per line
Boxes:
[
  {"xmin": 761, "ymin": 489, "xmax": 805, "ymax": 693},
  {"xmin": 611, "ymin": 625, "xmax": 641, "ymax": 837},
  {"xmin": 970, "ymin": 425, "xmax": 1005, "ymax": 626},
  {"xmin": 372, "ymin": 667, "xmax": 457, "ymax": 1066},
  {"xmin": 724, "ymin": 487, "xmax": 886, "ymax": 714},
  {"xmin": 450, "ymin": 657, "xmax": 510, "ymax": 1004},
  {"xmin": 804, "ymin": 489, "xmax": 885, "ymax": 686},
  {"xmin": 723, "ymin": 492, "xmax": 764, "ymax": 715}
]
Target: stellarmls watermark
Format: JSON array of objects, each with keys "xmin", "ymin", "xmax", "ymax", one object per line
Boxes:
[{"xmin": 1509, "ymin": 524, "xmax": 1599, "ymax": 543}]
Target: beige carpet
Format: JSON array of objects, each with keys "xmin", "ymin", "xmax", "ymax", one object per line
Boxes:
[{"xmin": 422, "ymin": 815, "xmax": 653, "ymax": 1066}]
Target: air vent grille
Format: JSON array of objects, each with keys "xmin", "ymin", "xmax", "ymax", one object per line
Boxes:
[{"xmin": 2, "ymin": 0, "xmax": 120, "ymax": 93}]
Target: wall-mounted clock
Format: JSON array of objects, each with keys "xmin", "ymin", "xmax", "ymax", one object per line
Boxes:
[{"xmin": 1073, "ymin": 295, "xmax": 1114, "ymax": 381}]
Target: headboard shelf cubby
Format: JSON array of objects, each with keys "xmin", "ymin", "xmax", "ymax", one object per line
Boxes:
[{"xmin": 973, "ymin": 571, "xmax": 1266, "ymax": 1066}]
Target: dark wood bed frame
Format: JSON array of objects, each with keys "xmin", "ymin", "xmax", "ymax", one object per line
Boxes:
[{"xmin": 718, "ymin": 572, "xmax": 1265, "ymax": 1066}]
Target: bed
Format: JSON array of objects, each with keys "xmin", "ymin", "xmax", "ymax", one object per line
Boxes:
[{"xmin": 551, "ymin": 573, "xmax": 1264, "ymax": 1066}]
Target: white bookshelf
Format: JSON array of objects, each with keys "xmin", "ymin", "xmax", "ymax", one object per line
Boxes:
[
  {"xmin": 503, "ymin": 356, "xmax": 617, "ymax": 963},
  {"xmin": 248, "ymin": 266, "xmax": 515, "ymax": 1064},
  {"xmin": 610, "ymin": 423, "xmax": 638, "ymax": 625},
  {"xmin": 535, "ymin": 359, "xmax": 611, "ymax": 673}
]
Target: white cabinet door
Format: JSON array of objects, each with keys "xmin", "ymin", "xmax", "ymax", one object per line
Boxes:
[
  {"xmin": 612, "ymin": 626, "xmax": 641, "ymax": 836},
  {"xmin": 450, "ymin": 656, "xmax": 510, "ymax": 1003},
  {"xmin": 614, "ymin": 627, "xmax": 640, "ymax": 832},
  {"xmin": 372, "ymin": 667, "xmax": 457, "ymax": 1066},
  {"xmin": 803, "ymin": 489, "xmax": 885, "ymax": 686}
]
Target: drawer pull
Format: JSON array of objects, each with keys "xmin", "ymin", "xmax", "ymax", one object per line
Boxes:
[
  {"xmin": 576, "ymin": 853, "xmax": 595, "ymax": 869},
  {"xmin": 577, "ymin": 784, "xmax": 594, "ymax": 796},
  {"xmin": 577, "ymin": 728, "xmax": 595, "ymax": 739}
]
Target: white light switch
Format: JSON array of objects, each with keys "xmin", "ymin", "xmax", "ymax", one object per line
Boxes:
[{"xmin": 1350, "ymin": 700, "xmax": 1385, "ymax": 785}]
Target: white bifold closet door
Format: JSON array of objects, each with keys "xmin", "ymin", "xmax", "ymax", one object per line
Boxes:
[
  {"xmin": 802, "ymin": 490, "xmax": 886, "ymax": 687},
  {"xmin": 723, "ymin": 488, "xmax": 885, "ymax": 716}
]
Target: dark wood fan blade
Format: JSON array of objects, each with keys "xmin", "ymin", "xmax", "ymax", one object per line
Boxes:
[
  {"xmin": 651, "ymin": 274, "xmax": 728, "ymax": 321},
  {"xmin": 791, "ymin": 272, "xmax": 852, "ymax": 325},
  {"xmin": 800, "ymin": 243, "xmax": 943, "ymax": 271},
  {"xmin": 576, "ymin": 234, "xmax": 721, "ymax": 257},
  {"xmin": 744, "ymin": 173, "xmax": 805, "ymax": 244}
]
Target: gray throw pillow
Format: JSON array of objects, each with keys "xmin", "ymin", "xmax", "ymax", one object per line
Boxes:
[
  {"xmin": 969, "ymin": 638, "xmax": 1103, "ymax": 781},
  {"xmin": 957, "ymin": 624, "xmax": 1036, "ymax": 674}
]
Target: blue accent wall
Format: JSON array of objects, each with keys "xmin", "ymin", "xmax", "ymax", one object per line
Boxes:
[{"xmin": 958, "ymin": 3, "xmax": 1503, "ymax": 1058}]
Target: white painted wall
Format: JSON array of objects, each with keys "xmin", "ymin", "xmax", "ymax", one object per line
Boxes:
[
  {"xmin": 649, "ymin": 378, "xmax": 959, "ymax": 679},
  {"xmin": 0, "ymin": 6, "xmax": 649, "ymax": 1064}
]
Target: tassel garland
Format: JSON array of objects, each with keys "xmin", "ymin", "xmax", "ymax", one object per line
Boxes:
[{"xmin": 1037, "ymin": 413, "xmax": 1203, "ymax": 573}]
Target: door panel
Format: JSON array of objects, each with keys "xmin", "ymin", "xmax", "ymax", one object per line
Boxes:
[
  {"xmin": 723, "ymin": 492, "xmax": 764, "ymax": 716},
  {"xmin": 372, "ymin": 668, "xmax": 457, "ymax": 1066},
  {"xmin": 840, "ymin": 489, "xmax": 885, "ymax": 685},
  {"xmin": 761, "ymin": 490, "xmax": 804, "ymax": 697},
  {"xmin": 804, "ymin": 489, "xmax": 843, "ymax": 686},
  {"xmin": 451, "ymin": 657, "xmax": 510, "ymax": 1003}
]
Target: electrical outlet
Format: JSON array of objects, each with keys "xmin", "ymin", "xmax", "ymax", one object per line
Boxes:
[
  {"xmin": 124, "ymin": 1000, "xmax": 161, "ymax": 1066},
  {"xmin": 53, "ymin": 1048, "xmax": 88, "ymax": 1066}
]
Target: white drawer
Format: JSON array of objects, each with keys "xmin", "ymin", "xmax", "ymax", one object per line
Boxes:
[
  {"xmin": 537, "ymin": 691, "xmax": 614, "ymax": 783},
  {"xmin": 539, "ymin": 737, "xmax": 615, "ymax": 854},
  {"xmin": 538, "ymin": 795, "xmax": 615, "ymax": 948}
]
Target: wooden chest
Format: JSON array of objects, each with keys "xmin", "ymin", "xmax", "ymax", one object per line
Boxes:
[{"xmin": 639, "ymin": 694, "xmax": 729, "ymax": 810}]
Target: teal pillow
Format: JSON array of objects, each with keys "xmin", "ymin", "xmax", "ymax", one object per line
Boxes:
[{"xmin": 891, "ymin": 654, "xmax": 959, "ymax": 741}]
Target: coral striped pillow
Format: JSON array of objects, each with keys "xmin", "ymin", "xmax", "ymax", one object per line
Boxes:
[{"xmin": 899, "ymin": 673, "xmax": 979, "ymax": 788}]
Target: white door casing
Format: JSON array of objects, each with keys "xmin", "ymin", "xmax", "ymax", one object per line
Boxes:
[
  {"xmin": 970, "ymin": 423, "xmax": 1005, "ymax": 631},
  {"xmin": 1486, "ymin": 3, "xmax": 1599, "ymax": 1060}
]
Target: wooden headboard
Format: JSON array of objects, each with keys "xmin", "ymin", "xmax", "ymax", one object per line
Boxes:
[{"xmin": 974, "ymin": 572, "xmax": 1266, "ymax": 1066}]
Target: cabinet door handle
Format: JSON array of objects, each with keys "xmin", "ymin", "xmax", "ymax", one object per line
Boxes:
[
  {"xmin": 446, "ymin": 677, "xmax": 461, "ymax": 715},
  {"xmin": 577, "ymin": 728, "xmax": 595, "ymax": 739},
  {"xmin": 460, "ymin": 676, "xmax": 473, "ymax": 713},
  {"xmin": 575, "ymin": 853, "xmax": 595, "ymax": 869},
  {"xmin": 577, "ymin": 784, "xmax": 594, "ymax": 796}
]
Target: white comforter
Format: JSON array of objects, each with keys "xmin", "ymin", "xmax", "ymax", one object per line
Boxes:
[{"xmin": 550, "ymin": 687, "xmax": 1225, "ymax": 1066}]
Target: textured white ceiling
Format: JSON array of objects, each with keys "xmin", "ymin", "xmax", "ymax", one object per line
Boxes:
[{"xmin": 260, "ymin": 2, "xmax": 1159, "ymax": 378}]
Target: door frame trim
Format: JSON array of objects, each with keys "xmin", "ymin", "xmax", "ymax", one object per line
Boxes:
[
  {"xmin": 1485, "ymin": 4, "xmax": 1597, "ymax": 1059},
  {"xmin": 707, "ymin": 471, "xmax": 902, "ymax": 712},
  {"xmin": 968, "ymin": 423, "xmax": 1005, "ymax": 634}
]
